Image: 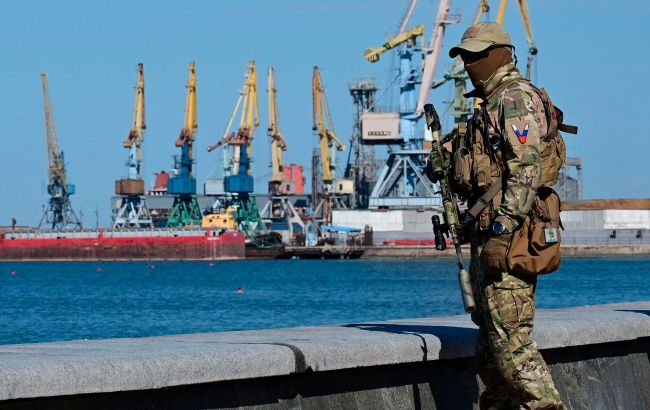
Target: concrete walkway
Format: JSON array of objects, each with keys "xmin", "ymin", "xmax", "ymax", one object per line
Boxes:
[{"xmin": 1, "ymin": 301, "xmax": 649, "ymax": 402}]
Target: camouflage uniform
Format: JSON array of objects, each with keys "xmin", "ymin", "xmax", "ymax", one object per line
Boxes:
[{"xmin": 465, "ymin": 64, "xmax": 566, "ymax": 410}]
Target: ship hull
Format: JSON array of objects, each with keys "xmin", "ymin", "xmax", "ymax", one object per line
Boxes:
[{"xmin": 0, "ymin": 230, "xmax": 246, "ymax": 261}]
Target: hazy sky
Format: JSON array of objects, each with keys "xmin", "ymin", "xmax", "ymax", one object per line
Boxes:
[{"xmin": 1, "ymin": 0, "xmax": 648, "ymax": 227}]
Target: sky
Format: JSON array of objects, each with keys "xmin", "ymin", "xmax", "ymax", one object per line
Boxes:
[{"xmin": 1, "ymin": 0, "xmax": 649, "ymax": 227}]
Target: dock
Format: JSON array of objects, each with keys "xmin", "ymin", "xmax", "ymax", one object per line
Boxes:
[{"xmin": 1, "ymin": 301, "xmax": 648, "ymax": 409}]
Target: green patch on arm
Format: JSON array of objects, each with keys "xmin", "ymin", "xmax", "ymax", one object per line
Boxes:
[{"xmin": 502, "ymin": 91, "xmax": 532, "ymax": 119}]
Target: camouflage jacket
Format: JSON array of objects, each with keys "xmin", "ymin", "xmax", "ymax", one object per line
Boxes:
[{"xmin": 475, "ymin": 63, "xmax": 547, "ymax": 231}]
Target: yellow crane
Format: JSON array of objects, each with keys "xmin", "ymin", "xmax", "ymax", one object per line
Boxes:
[
  {"xmin": 312, "ymin": 66, "xmax": 344, "ymax": 185},
  {"xmin": 206, "ymin": 61, "xmax": 265, "ymax": 236},
  {"xmin": 364, "ymin": 24, "xmax": 425, "ymax": 63},
  {"xmin": 39, "ymin": 73, "xmax": 81, "ymax": 230},
  {"xmin": 267, "ymin": 66, "xmax": 287, "ymax": 195},
  {"xmin": 113, "ymin": 63, "xmax": 152, "ymax": 229},
  {"xmin": 176, "ymin": 62, "xmax": 197, "ymax": 159},
  {"xmin": 209, "ymin": 60, "xmax": 259, "ymax": 176},
  {"xmin": 167, "ymin": 62, "xmax": 201, "ymax": 227},
  {"xmin": 122, "ymin": 63, "xmax": 146, "ymax": 179}
]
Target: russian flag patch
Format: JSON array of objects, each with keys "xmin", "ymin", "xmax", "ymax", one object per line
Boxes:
[{"xmin": 511, "ymin": 123, "xmax": 529, "ymax": 144}]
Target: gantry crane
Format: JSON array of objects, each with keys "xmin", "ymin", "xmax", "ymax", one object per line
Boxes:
[
  {"xmin": 206, "ymin": 60, "xmax": 266, "ymax": 237},
  {"xmin": 311, "ymin": 66, "xmax": 349, "ymax": 225},
  {"xmin": 267, "ymin": 66, "xmax": 287, "ymax": 195},
  {"xmin": 38, "ymin": 73, "xmax": 81, "ymax": 230},
  {"xmin": 362, "ymin": 8, "xmax": 440, "ymax": 209},
  {"xmin": 257, "ymin": 66, "xmax": 306, "ymax": 237},
  {"xmin": 113, "ymin": 63, "xmax": 152, "ymax": 229},
  {"xmin": 167, "ymin": 62, "xmax": 202, "ymax": 227}
]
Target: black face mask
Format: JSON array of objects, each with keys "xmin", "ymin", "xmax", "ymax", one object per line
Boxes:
[{"xmin": 462, "ymin": 47, "xmax": 513, "ymax": 88}]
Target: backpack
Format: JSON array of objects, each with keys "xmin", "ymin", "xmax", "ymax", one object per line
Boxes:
[
  {"xmin": 505, "ymin": 83, "xmax": 577, "ymax": 275},
  {"xmin": 528, "ymin": 84, "xmax": 577, "ymax": 186}
]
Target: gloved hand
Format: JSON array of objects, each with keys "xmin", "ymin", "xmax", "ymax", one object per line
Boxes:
[{"xmin": 481, "ymin": 233, "xmax": 513, "ymax": 275}]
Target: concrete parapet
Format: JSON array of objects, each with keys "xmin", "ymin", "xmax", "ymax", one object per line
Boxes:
[{"xmin": 1, "ymin": 302, "xmax": 649, "ymax": 409}]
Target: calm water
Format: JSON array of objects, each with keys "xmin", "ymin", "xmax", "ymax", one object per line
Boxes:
[{"xmin": 1, "ymin": 257, "xmax": 649, "ymax": 345}]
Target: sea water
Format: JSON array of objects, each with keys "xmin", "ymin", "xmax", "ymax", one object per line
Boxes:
[{"xmin": 1, "ymin": 257, "xmax": 648, "ymax": 345}]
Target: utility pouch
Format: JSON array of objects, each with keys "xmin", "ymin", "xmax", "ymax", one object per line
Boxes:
[
  {"xmin": 538, "ymin": 130, "xmax": 566, "ymax": 187},
  {"xmin": 453, "ymin": 147, "xmax": 473, "ymax": 194},
  {"xmin": 507, "ymin": 187, "xmax": 562, "ymax": 275},
  {"xmin": 482, "ymin": 235, "xmax": 510, "ymax": 275}
]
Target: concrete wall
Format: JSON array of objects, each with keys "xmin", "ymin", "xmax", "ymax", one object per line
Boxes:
[
  {"xmin": 1, "ymin": 302, "xmax": 649, "ymax": 409},
  {"xmin": 562, "ymin": 209, "xmax": 650, "ymax": 230}
]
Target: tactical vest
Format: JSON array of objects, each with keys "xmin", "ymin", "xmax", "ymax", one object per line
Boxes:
[{"xmin": 451, "ymin": 79, "xmax": 577, "ymax": 206}]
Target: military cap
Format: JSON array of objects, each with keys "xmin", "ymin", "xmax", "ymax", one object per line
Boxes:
[{"xmin": 449, "ymin": 22, "xmax": 513, "ymax": 57}]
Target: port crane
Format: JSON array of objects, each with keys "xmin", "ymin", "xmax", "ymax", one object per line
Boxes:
[
  {"xmin": 267, "ymin": 66, "xmax": 287, "ymax": 195},
  {"xmin": 113, "ymin": 63, "xmax": 152, "ymax": 229},
  {"xmin": 476, "ymin": 0, "xmax": 538, "ymax": 80},
  {"xmin": 167, "ymin": 62, "xmax": 202, "ymax": 227},
  {"xmin": 38, "ymin": 73, "xmax": 81, "ymax": 230},
  {"xmin": 207, "ymin": 60, "xmax": 266, "ymax": 237},
  {"xmin": 258, "ymin": 66, "xmax": 307, "ymax": 237},
  {"xmin": 362, "ymin": 2, "xmax": 449, "ymax": 209},
  {"xmin": 311, "ymin": 66, "xmax": 350, "ymax": 225}
]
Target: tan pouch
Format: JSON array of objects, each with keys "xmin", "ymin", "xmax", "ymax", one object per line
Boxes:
[
  {"xmin": 481, "ymin": 235, "xmax": 510, "ymax": 275},
  {"xmin": 507, "ymin": 188, "xmax": 562, "ymax": 275},
  {"xmin": 453, "ymin": 147, "xmax": 473, "ymax": 194}
]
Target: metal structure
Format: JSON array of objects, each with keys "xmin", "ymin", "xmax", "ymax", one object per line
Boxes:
[
  {"xmin": 113, "ymin": 63, "xmax": 152, "ymax": 229},
  {"xmin": 207, "ymin": 61, "xmax": 265, "ymax": 237},
  {"xmin": 167, "ymin": 62, "xmax": 202, "ymax": 227},
  {"xmin": 267, "ymin": 66, "xmax": 287, "ymax": 195},
  {"xmin": 38, "ymin": 73, "xmax": 81, "ymax": 230},
  {"xmin": 311, "ymin": 66, "xmax": 349, "ymax": 224},
  {"xmin": 557, "ymin": 157, "xmax": 583, "ymax": 201},
  {"xmin": 258, "ymin": 66, "xmax": 306, "ymax": 236},
  {"xmin": 416, "ymin": 0, "xmax": 459, "ymax": 116},
  {"xmin": 363, "ymin": 13, "xmax": 439, "ymax": 208},
  {"xmin": 345, "ymin": 78, "xmax": 379, "ymax": 209},
  {"xmin": 475, "ymin": 0, "xmax": 537, "ymax": 79}
]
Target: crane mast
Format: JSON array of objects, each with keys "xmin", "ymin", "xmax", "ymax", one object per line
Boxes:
[
  {"xmin": 167, "ymin": 62, "xmax": 202, "ymax": 227},
  {"xmin": 312, "ymin": 66, "xmax": 344, "ymax": 185},
  {"xmin": 113, "ymin": 63, "xmax": 152, "ymax": 229},
  {"xmin": 267, "ymin": 66, "xmax": 287, "ymax": 195},
  {"xmin": 311, "ymin": 66, "xmax": 349, "ymax": 226},
  {"xmin": 39, "ymin": 73, "xmax": 81, "ymax": 230}
]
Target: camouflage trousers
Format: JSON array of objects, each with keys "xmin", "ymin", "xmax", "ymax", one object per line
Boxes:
[{"xmin": 470, "ymin": 239, "xmax": 566, "ymax": 410}]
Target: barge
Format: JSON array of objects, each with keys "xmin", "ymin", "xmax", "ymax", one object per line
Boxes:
[{"xmin": 0, "ymin": 228, "xmax": 246, "ymax": 261}]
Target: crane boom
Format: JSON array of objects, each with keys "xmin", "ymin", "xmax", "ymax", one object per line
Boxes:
[
  {"xmin": 415, "ymin": 0, "xmax": 459, "ymax": 116},
  {"xmin": 176, "ymin": 62, "xmax": 197, "ymax": 158},
  {"xmin": 208, "ymin": 60, "xmax": 259, "ymax": 176},
  {"xmin": 364, "ymin": 24, "xmax": 424, "ymax": 63},
  {"xmin": 41, "ymin": 73, "xmax": 68, "ymax": 194},
  {"xmin": 312, "ymin": 66, "xmax": 344, "ymax": 184},
  {"xmin": 122, "ymin": 63, "xmax": 146, "ymax": 178},
  {"xmin": 267, "ymin": 66, "xmax": 287, "ymax": 189},
  {"xmin": 397, "ymin": 0, "xmax": 419, "ymax": 34}
]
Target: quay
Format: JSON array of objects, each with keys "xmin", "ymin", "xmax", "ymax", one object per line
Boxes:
[
  {"xmin": 280, "ymin": 244, "xmax": 650, "ymax": 259},
  {"xmin": 1, "ymin": 301, "xmax": 648, "ymax": 409}
]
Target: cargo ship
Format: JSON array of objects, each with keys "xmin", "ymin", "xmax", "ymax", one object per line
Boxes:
[{"xmin": 0, "ymin": 228, "xmax": 246, "ymax": 262}]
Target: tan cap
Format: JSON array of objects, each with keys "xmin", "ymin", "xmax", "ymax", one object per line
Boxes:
[{"xmin": 449, "ymin": 22, "xmax": 513, "ymax": 57}]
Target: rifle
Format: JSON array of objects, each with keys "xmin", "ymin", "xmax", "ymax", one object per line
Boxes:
[{"xmin": 424, "ymin": 103, "xmax": 475, "ymax": 313}]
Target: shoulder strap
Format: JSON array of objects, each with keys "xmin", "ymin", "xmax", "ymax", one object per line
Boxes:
[
  {"xmin": 558, "ymin": 123, "xmax": 578, "ymax": 134},
  {"xmin": 463, "ymin": 178, "xmax": 502, "ymax": 224}
]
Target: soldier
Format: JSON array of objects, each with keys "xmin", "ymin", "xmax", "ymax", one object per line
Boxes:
[{"xmin": 447, "ymin": 23, "xmax": 567, "ymax": 409}]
